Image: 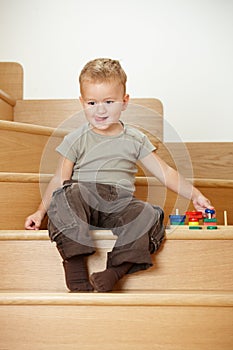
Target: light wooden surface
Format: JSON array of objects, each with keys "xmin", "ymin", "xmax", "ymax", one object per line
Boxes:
[
  {"xmin": 0, "ymin": 119, "xmax": 68, "ymax": 136},
  {"xmin": 1, "ymin": 172, "xmax": 232, "ymax": 188},
  {"xmin": 0, "ymin": 88, "xmax": 16, "ymax": 106},
  {"xmin": 135, "ymin": 176, "xmax": 233, "ymax": 188},
  {"xmin": 1, "ymin": 231, "xmax": 233, "ymax": 349},
  {"xmin": 0, "ymin": 120, "xmax": 66, "ymax": 173},
  {"xmin": 0, "ymin": 290, "xmax": 232, "ymax": 306},
  {"xmin": 0, "ymin": 131, "xmax": 61, "ymax": 173},
  {"xmin": 0, "ymin": 62, "xmax": 23, "ymax": 100},
  {"xmin": 0, "ymin": 98, "xmax": 13, "ymax": 121},
  {"xmin": 1, "ymin": 175, "xmax": 232, "ymax": 227},
  {"xmin": 0, "ymin": 228, "xmax": 232, "ymax": 292},
  {"xmin": 157, "ymin": 142, "xmax": 233, "ymax": 180},
  {"xmin": 0, "ymin": 181, "xmax": 48, "ymax": 229},
  {"xmin": 0, "ymin": 304, "xmax": 232, "ymax": 350},
  {"xmin": 1, "ymin": 227, "xmax": 233, "ymax": 240}
]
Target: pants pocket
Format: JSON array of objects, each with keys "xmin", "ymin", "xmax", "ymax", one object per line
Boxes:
[{"xmin": 47, "ymin": 186, "xmax": 79, "ymax": 234}]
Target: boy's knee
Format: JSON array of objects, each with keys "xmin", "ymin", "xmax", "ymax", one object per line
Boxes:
[
  {"xmin": 152, "ymin": 205, "xmax": 164, "ymax": 222},
  {"xmin": 54, "ymin": 233, "xmax": 95, "ymax": 261},
  {"xmin": 143, "ymin": 203, "xmax": 164, "ymax": 223}
]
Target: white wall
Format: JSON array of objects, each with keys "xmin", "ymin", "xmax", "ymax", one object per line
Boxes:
[{"xmin": 1, "ymin": 0, "xmax": 233, "ymax": 141}]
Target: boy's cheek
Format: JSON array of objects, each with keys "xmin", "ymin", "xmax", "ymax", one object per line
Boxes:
[{"xmin": 84, "ymin": 106, "xmax": 96, "ymax": 117}]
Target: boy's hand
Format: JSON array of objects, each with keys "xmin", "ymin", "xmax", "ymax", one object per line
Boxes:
[
  {"xmin": 25, "ymin": 210, "xmax": 44, "ymax": 230},
  {"xmin": 192, "ymin": 194, "xmax": 215, "ymax": 216}
]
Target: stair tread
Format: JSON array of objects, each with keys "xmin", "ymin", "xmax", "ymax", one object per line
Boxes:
[
  {"xmin": 0, "ymin": 290, "xmax": 233, "ymax": 307},
  {"xmin": 0, "ymin": 227, "xmax": 232, "ymax": 240}
]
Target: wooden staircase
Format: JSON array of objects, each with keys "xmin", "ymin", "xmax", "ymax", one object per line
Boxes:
[
  {"xmin": 1, "ymin": 62, "xmax": 233, "ymax": 349},
  {"xmin": 0, "ymin": 291, "xmax": 232, "ymax": 350},
  {"xmin": 0, "ymin": 228, "xmax": 233, "ymax": 349}
]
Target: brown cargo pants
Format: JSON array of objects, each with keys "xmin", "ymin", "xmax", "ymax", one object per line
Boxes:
[{"xmin": 47, "ymin": 181, "xmax": 165, "ymax": 274}]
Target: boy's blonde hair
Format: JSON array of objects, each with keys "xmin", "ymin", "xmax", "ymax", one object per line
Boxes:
[{"xmin": 79, "ymin": 58, "xmax": 127, "ymax": 95}]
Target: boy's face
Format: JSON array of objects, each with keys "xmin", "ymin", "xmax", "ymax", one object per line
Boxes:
[{"xmin": 80, "ymin": 80, "xmax": 129, "ymax": 135}]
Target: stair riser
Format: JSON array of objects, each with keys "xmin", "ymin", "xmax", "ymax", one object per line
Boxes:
[
  {"xmin": 1, "ymin": 239, "xmax": 232, "ymax": 292},
  {"xmin": 0, "ymin": 128, "xmax": 60, "ymax": 173},
  {"xmin": 0, "ymin": 305, "xmax": 232, "ymax": 350},
  {"xmin": 1, "ymin": 181, "xmax": 233, "ymax": 228}
]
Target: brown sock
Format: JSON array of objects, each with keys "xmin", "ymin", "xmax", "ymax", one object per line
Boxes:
[
  {"xmin": 90, "ymin": 262, "xmax": 133, "ymax": 292},
  {"xmin": 63, "ymin": 255, "xmax": 93, "ymax": 292}
]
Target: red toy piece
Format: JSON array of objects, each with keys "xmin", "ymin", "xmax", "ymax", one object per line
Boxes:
[
  {"xmin": 186, "ymin": 211, "xmax": 203, "ymax": 220},
  {"xmin": 186, "ymin": 211, "xmax": 203, "ymax": 229}
]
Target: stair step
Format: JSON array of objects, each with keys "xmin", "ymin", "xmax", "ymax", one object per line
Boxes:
[
  {"xmin": 0, "ymin": 290, "xmax": 232, "ymax": 350},
  {"xmin": 1, "ymin": 228, "xmax": 232, "ymax": 292},
  {"xmin": 0, "ymin": 173, "xmax": 192, "ymax": 228},
  {"xmin": 0, "ymin": 120, "xmax": 64, "ymax": 173},
  {"xmin": 1, "ymin": 172, "xmax": 232, "ymax": 229}
]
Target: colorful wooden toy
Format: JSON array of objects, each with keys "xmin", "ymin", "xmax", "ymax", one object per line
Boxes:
[
  {"xmin": 186, "ymin": 211, "xmax": 203, "ymax": 229},
  {"xmin": 167, "ymin": 210, "xmax": 224, "ymax": 231},
  {"xmin": 205, "ymin": 208, "xmax": 215, "ymax": 219},
  {"xmin": 169, "ymin": 214, "xmax": 186, "ymax": 225},
  {"xmin": 224, "ymin": 210, "xmax": 228, "ymax": 226},
  {"xmin": 204, "ymin": 209, "xmax": 217, "ymax": 229}
]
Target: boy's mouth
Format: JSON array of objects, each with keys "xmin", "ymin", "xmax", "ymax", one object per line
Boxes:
[{"xmin": 95, "ymin": 116, "xmax": 109, "ymax": 123}]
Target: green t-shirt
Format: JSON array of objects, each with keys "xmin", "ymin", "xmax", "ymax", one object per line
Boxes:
[{"xmin": 56, "ymin": 122, "xmax": 156, "ymax": 191}]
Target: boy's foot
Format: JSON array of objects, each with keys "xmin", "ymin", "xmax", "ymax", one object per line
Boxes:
[
  {"xmin": 90, "ymin": 269, "xmax": 119, "ymax": 292},
  {"xmin": 90, "ymin": 262, "xmax": 132, "ymax": 292},
  {"xmin": 69, "ymin": 281, "xmax": 94, "ymax": 293},
  {"xmin": 63, "ymin": 255, "xmax": 94, "ymax": 292}
]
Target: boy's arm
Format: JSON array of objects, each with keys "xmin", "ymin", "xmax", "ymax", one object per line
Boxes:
[
  {"xmin": 140, "ymin": 152, "xmax": 214, "ymax": 213},
  {"xmin": 25, "ymin": 156, "xmax": 74, "ymax": 230}
]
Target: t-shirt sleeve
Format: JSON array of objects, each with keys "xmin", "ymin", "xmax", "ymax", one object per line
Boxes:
[
  {"xmin": 137, "ymin": 135, "xmax": 157, "ymax": 160},
  {"xmin": 56, "ymin": 135, "xmax": 77, "ymax": 163}
]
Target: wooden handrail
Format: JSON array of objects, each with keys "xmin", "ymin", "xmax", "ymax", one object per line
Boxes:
[
  {"xmin": 0, "ymin": 89, "xmax": 16, "ymax": 106},
  {"xmin": 0, "ymin": 172, "xmax": 233, "ymax": 188},
  {"xmin": 0, "ymin": 172, "xmax": 52, "ymax": 183},
  {"xmin": 0, "ymin": 120, "xmax": 69, "ymax": 137},
  {"xmin": 192, "ymin": 178, "xmax": 233, "ymax": 188}
]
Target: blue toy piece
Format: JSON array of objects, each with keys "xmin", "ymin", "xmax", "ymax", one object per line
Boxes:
[
  {"xmin": 205, "ymin": 208, "xmax": 215, "ymax": 219},
  {"xmin": 169, "ymin": 215, "xmax": 186, "ymax": 225}
]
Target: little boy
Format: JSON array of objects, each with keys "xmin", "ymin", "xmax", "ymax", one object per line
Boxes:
[{"xmin": 25, "ymin": 58, "xmax": 214, "ymax": 292}]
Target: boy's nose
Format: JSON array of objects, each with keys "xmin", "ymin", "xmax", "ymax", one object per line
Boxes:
[{"xmin": 96, "ymin": 103, "xmax": 107, "ymax": 115}]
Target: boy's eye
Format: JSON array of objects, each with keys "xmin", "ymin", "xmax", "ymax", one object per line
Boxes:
[{"xmin": 86, "ymin": 100, "xmax": 114, "ymax": 106}]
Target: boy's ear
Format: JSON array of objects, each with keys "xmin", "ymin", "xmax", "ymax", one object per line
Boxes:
[
  {"xmin": 79, "ymin": 96, "xmax": 84, "ymax": 107},
  {"xmin": 122, "ymin": 94, "xmax": 130, "ymax": 111}
]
